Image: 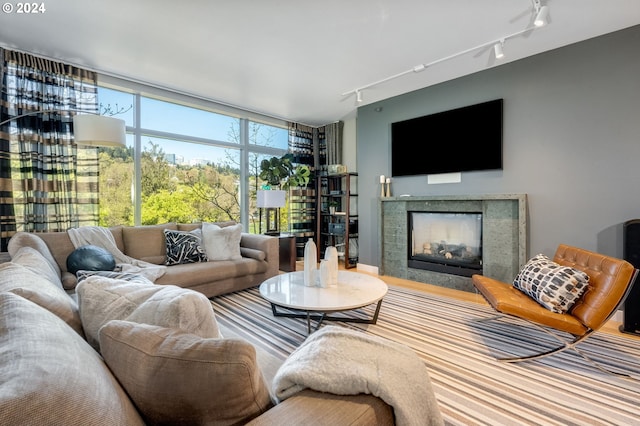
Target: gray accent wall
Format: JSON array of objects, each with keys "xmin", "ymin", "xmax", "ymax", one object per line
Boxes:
[{"xmin": 356, "ymin": 25, "xmax": 640, "ymax": 270}]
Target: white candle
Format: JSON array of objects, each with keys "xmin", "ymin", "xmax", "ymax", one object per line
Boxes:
[
  {"xmin": 386, "ymin": 178, "xmax": 391, "ymax": 184},
  {"xmin": 380, "ymin": 175, "xmax": 385, "ymax": 183}
]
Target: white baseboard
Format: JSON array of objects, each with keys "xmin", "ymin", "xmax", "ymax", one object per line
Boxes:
[{"xmin": 356, "ymin": 263, "xmax": 378, "ymax": 275}]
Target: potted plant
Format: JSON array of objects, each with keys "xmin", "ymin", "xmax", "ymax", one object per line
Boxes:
[
  {"xmin": 328, "ymin": 199, "xmax": 339, "ymax": 215},
  {"xmin": 257, "ymin": 153, "xmax": 311, "ymax": 235},
  {"xmin": 259, "ymin": 153, "xmax": 311, "ymax": 190}
]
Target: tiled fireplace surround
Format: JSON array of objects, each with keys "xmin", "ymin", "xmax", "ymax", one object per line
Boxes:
[{"xmin": 379, "ymin": 194, "xmax": 527, "ymax": 292}]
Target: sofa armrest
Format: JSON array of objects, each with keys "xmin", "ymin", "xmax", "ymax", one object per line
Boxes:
[
  {"xmin": 240, "ymin": 233, "xmax": 279, "ymax": 276},
  {"xmin": 241, "ymin": 247, "xmax": 266, "ymax": 261},
  {"xmin": 247, "ymin": 389, "xmax": 394, "ymax": 426}
]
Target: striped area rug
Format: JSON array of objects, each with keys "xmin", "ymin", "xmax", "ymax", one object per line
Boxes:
[{"xmin": 211, "ymin": 285, "xmax": 640, "ymax": 425}]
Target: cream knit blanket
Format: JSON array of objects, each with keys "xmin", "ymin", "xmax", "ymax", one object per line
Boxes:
[
  {"xmin": 68, "ymin": 226, "xmax": 166, "ymax": 282},
  {"xmin": 272, "ymin": 326, "xmax": 443, "ymax": 426}
]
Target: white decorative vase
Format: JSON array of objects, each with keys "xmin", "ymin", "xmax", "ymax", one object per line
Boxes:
[
  {"xmin": 303, "ymin": 238, "xmax": 317, "ymax": 287},
  {"xmin": 319, "ymin": 259, "xmax": 330, "ymax": 288},
  {"xmin": 324, "ymin": 246, "xmax": 339, "ymax": 287}
]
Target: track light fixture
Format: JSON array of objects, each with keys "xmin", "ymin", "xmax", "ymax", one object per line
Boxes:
[
  {"xmin": 493, "ymin": 41, "xmax": 505, "ymax": 59},
  {"xmin": 534, "ymin": 5, "xmax": 549, "ymax": 27},
  {"xmin": 342, "ymin": 0, "xmax": 550, "ymax": 104}
]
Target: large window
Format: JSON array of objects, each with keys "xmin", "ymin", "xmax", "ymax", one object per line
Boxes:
[{"xmin": 97, "ymin": 82, "xmax": 288, "ymax": 232}]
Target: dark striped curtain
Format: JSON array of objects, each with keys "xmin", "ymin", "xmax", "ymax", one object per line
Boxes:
[
  {"xmin": 287, "ymin": 123, "xmax": 316, "ymax": 257},
  {"xmin": 0, "ymin": 48, "xmax": 99, "ymax": 251},
  {"xmin": 324, "ymin": 121, "xmax": 343, "ymax": 167}
]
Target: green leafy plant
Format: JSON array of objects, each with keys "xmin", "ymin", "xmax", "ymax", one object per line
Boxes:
[{"xmin": 259, "ymin": 153, "xmax": 311, "ymax": 189}]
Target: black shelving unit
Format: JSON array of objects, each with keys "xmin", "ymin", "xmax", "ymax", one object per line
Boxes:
[{"xmin": 317, "ymin": 172, "xmax": 358, "ymax": 268}]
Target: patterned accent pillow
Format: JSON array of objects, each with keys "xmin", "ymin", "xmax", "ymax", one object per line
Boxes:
[
  {"xmin": 513, "ymin": 254, "xmax": 590, "ymax": 313},
  {"xmin": 163, "ymin": 229, "xmax": 208, "ymax": 265}
]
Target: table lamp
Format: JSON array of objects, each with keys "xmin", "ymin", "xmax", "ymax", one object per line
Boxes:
[{"xmin": 257, "ymin": 189, "xmax": 286, "ymax": 235}]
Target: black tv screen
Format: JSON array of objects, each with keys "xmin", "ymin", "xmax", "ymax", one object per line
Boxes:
[{"xmin": 391, "ymin": 99, "xmax": 503, "ymax": 176}]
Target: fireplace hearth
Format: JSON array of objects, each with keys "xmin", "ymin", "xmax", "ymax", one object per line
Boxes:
[
  {"xmin": 379, "ymin": 194, "xmax": 527, "ymax": 292},
  {"xmin": 408, "ymin": 211, "xmax": 482, "ymax": 277}
]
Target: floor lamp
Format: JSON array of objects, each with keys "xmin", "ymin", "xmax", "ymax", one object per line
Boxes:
[
  {"xmin": 257, "ymin": 190, "xmax": 286, "ymax": 236},
  {"xmin": 0, "ymin": 111, "xmax": 126, "ymax": 147}
]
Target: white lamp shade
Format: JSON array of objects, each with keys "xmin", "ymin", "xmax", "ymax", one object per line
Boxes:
[
  {"xmin": 257, "ymin": 190, "xmax": 286, "ymax": 208},
  {"xmin": 73, "ymin": 114, "xmax": 126, "ymax": 147}
]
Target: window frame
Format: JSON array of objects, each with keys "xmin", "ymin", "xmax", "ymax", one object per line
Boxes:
[{"xmin": 98, "ymin": 75, "xmax": 289, "ymax": 231}]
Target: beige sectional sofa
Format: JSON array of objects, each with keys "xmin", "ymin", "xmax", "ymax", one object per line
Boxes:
[
  {"xmin": 0, "ymin": 224, "xmax": 395, "ymax": 425},
  {"xmin": 10, "ymin": 221, "xmax": 279, "ymax": 298}
]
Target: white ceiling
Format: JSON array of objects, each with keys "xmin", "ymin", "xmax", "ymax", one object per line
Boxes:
[{"xmin": 1, "ymin": 1, "xmax": 639, "ymax": 127}]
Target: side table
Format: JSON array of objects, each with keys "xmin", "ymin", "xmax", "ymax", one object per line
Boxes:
[{"xmin": 278, "ymin": 234, "xmax": 296, "ymax": 272}]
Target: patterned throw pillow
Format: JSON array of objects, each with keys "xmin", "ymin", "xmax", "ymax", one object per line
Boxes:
[
  {"xmin": 163, "ymin": 229, "xmax": 208, "ymax": 265},
  {"xmin": 513, "ymin": 254, "xmax": 590, "ymax": 313}
]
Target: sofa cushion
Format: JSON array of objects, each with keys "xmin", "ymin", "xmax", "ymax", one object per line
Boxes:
[
  {"xmin": 77, "ymin": 277, "xmax": 220, "ymax": 351},
  {"xmin": 513, "ymin": 254, "xmax": 590, "ymax": 313},
  {"xmin": 7, "ymin": 232, "xmax": 62, "ymax": 283},
  {"xmin": 122, "ymin": 223, "xmax": 177, "ymax": 264},
  {"xmin": 202, "ymin": 222, "xmax": 243, "ymax": 261},
  {"xmin": 0, "ymin": 261, "xmax": 83, "ymax": 336},
  {"xmin": 0, "ymin": 292, "xmax": 145, "ymax": 426},
  {"xmin": 164, "ymin": 228, "xmax": 208, "ymax": 265},
  {"xmin": 10, "ymin": 245, "xmax": 63, "ymax": 289},
  {"xmin": 99, "ymin": 320, "xmax": 273, "ymax": 425},
  {"xmin": 178, "ymin": 221, "xmax": 237, "ymax": 232}
]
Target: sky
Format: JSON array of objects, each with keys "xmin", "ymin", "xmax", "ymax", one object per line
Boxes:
[{"xmin": 98, "ymin": 87, "xmax": 288, "ymax": 166}]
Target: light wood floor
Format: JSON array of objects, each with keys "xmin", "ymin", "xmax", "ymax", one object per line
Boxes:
[{"xmin": 293, "ymin": 260, "xmax": 640, "ymax": 340}]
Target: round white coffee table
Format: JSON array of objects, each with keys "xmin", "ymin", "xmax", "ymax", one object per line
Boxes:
[{"xmin": 259, "ymin": 270, "xmax": 388, "ymax": 333}]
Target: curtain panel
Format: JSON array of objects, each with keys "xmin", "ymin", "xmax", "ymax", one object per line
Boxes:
[
  {"xmin": 0, "ymin": 48, "xmax": 99, "ymax": 251},
  {"xmin": 324, "ymin": 121, "xmax": 343, "ymax": 167}
]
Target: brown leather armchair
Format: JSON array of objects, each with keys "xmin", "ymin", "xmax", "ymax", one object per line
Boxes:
[{"xmin": 472, "ymin": 244, "xmax": 638, "ymax": 375}]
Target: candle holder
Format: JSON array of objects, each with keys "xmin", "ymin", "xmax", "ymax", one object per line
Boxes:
[
  {"xmin": 385, "ymin": 178, "xmax": 392, "ymax": 197},
  {"xmin": 379, "ymin": 175, "xmax": 386, "ymax": 198}
]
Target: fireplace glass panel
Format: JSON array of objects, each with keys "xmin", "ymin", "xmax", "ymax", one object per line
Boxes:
[{"xmin": 408, "ymin": 211, "xmax": 482, "ymax": 277}]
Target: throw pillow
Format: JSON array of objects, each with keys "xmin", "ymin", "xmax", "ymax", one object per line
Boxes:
[
  {"xmin": 202, "ymin": 222, "xmax": 243, "ymax": 261},
  {"xmin": 0, "ymin": 293, "xmax": 145, "ymax": 426},
  {"xmin": 163, "ymin": 228, "xmax": 208, "ymax": 265},
  {"xmin": 66, "ymin": 245, "xmax": 116, "ymax": 274},
  {"xmin": 99, "ymin": 320, "xmax": 273, "ymax": 425},
  {"xmin": 0, "ymin": 262, "xmax": 83, "ymax": 336},
  {"xmin": 513, "ymin": 254, "xmax": 590, "ymax": 313},
  {"xmin": 76, "ymin": 276, "xmax": 220, "ymax": 351}
]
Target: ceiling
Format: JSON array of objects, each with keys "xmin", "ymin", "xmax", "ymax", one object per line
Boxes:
[{"xmin": 1, "ymin": 1, "xmax": 639, "ymax": 127}]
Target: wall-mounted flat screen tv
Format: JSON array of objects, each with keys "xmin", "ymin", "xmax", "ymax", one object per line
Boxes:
[{"xmin": 391, "ymin": 99, "xmax": 503, "ymax": 176}]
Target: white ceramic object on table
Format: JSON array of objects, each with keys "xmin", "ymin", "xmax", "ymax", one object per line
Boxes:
[
  {"xmin": 324, "ymin": 246, "xmax": 339, "ymax": 287},
  {"xmin": 303, "ymin": 238, "xmax": 317, "ymax": 287},
  {"xmin": 319, "ymin": 259, "xmax": 330, "ymax": 288}
]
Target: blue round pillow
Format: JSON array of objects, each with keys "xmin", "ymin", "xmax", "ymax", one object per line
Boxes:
[{"xmin": 66, "ymin": 245, "xmax": 116, "ymax": 275}]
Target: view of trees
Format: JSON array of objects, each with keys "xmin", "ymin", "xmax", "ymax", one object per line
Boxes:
[
  {"xmin": 97, "ymin": 121, "xmax": 289, "ymax": 233},
  {"xmin": 98, "ymin": 141, "xmax": 244, "ymax": 227}
]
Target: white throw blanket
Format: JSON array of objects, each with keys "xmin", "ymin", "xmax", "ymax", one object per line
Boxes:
[
  {"xmin": 68, "ymin": 226, "xmax": 166, "ymax": 282},
  {"xmin": 272, "ymin": 326, "xmax": 443, "ymax": 426}
]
